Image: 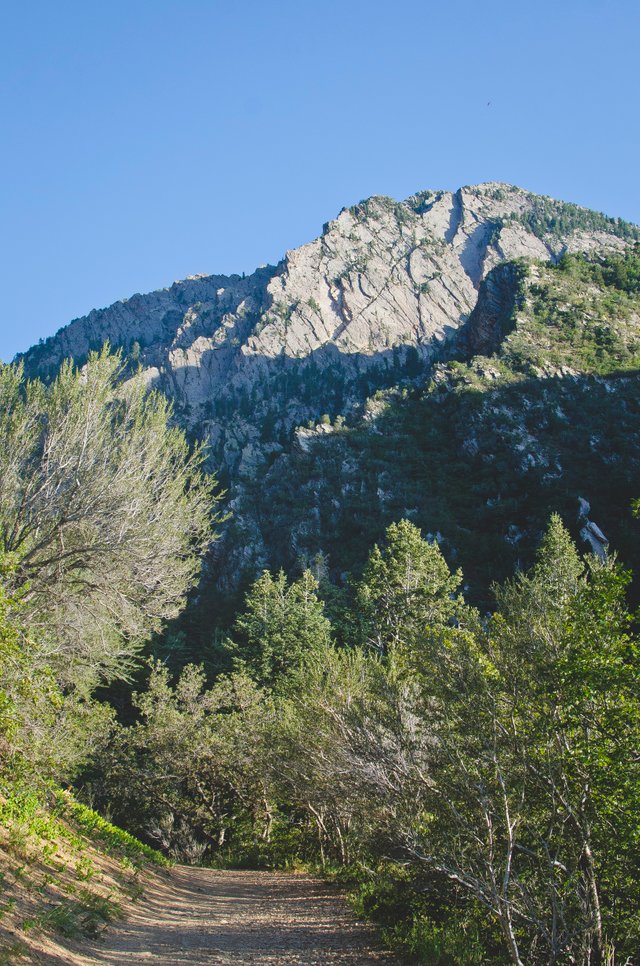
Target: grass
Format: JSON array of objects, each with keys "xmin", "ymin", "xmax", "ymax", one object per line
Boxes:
[
  {"xmin": 21, "ymin": 890, "xmax": 121, "ymax": 939},
  {"xmin": 0, "ymin": 942, "xmax": 28, "ymax": 965},
  {"xmin": 0, "ymin": 782, "xmax": 170, "ymax": 959},
  {"xmin": 56, "ymin": 792, "xmax": 170, "ymax": 868}
]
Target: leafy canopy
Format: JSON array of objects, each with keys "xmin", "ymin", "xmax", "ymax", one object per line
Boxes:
[
  {"xmin": 231, "ymin": 569, "xmax": 332, "ymax": 690},
  {"xmin": 0, "ymin": 346, "xmax": 221, "ymax": 687}
]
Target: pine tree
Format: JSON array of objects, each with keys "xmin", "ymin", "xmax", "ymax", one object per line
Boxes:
[
  {"xmin": 231, "ymin": 569, "xmax": 332, "ymax": 690},
  {"xmin": 354, "ymin": 518, "xmax": 462, "ymax": 658}
]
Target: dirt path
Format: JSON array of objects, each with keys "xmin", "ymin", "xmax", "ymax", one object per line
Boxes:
[{"xmin": 75, "ymin": 867, "xmax": 398, "ymax": 965}]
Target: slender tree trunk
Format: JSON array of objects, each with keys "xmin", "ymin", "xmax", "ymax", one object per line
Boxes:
[
  {"xmin": 581, "ymin": 840, "xmax": 604, "ymax": 965},
  {"xmin": 261, "ymin": 797, "xmax": 273, "ymax": 842}
]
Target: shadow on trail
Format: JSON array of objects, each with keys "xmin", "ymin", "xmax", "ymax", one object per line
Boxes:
[{"xmin": 78, "ymin": 868, "xmax": 396, "ymax": 965}]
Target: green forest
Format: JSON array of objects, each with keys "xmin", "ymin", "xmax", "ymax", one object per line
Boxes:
[{"xmin": 2, "ymin": 253, "xmax": 640, "ymax": 964}]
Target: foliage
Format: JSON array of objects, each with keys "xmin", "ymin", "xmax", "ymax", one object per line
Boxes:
[
  {"xmin": 0, "ymin": 346, "xmax": 221, "ymax": 688},
  {"xmin": 242, "ymin": 248, "xmax": 640, "ymax": 613},
  {"xmin": 4, "ymin": 244, "xmax": 640, "ymax": 961},
  {"xmin": 21, "ymin": 893, "xmax": 121, "ymax": 939},
  {"xmin": 512, "ymin": 195, "xmax": 640, "ymax": 242},
  {"xmin": 265, "ymin": 519, "xmax": 640, "ymax": 962},
  {"xmin": 58, "ymin": 793, "xmax": 169, "ymax": 867},
  {"xmin": 0, "ymin": 562, "xmax": 113, "ymax": 785},
  {"xmin": 67, "ymin": 503, "xmax": 640, "ymax": 963},
  {"xmin": 88, "ymin": 662, "xmax": 269, "ymax": 861},
  {"xmin": 0, "ymin": 784, "xmax": 165, "ymax": 955},
  {"xmin": 0, "ymin": 345, "xmax": 222, "ymax": 957},
  {"xmin": 91, "ymin": 513, "xmax": 640, "ymax": 960},
  {"xmin": 558, "ymin": 245, "xmax": 640, "ymax": 295},
  {"xmin": 353, "ymin": 518, "xmax": 462, "ymax": 657},
  {"xmin": 230, "ymin": 569, "xmax": 332, "ymax": 690}
]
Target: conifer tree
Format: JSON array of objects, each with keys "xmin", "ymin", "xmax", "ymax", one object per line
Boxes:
[
  {"xmin": 354, "ymin": 518, "xmax": 462, "ymax": 657},
  {"xmin": 232, "ymin": 569, "xmax": 332, "ymax": 690}
]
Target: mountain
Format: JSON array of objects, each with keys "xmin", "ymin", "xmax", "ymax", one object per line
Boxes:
[{"xmin": 19, "ymin": 183, "xmax": 640, "ymax": 623}]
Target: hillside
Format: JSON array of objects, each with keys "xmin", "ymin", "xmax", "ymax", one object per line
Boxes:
[
  {"xmin": 247, "ymin": 251, "xmax": 640, "ymax": 609},
  {"xmin": 19, "ymin": 184, "xmax": 640, "ymax": 615},
  {"xmin": 0, "ymin": 790, "xmax": 168, "ymax": 963},
  {"xmin": 6, "ymin": 188, "xmax": 640, "ymax": 964}
]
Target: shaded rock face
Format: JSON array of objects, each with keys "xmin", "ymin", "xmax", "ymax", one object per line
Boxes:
[{"xmin": 456, "ymin": 261, "xmax": 526, "ymax": 358}]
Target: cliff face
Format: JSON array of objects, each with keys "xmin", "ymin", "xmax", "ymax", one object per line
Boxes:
[
  {"xmin": 19, "ymin": 183, "xmax": 639, "ymax": 598},
  {"xmin": 22, "ymin": 184, "xmax": 631, "ymax": 471},
  {"xmin": 239, "ymin": 253, "xmax": 640, "ymax": 606}
]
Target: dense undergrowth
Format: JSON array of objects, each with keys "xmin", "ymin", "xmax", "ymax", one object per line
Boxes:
[{"xmin": 83, "ymin": 515, "xmax": 640, "ymax": 964}]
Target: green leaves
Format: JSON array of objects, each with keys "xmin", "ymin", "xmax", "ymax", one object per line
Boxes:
[
  {"xmin": 94, "ymin": 661, "xmax": 267, "ymax": 860},
  {"xmin": 80, "ymin": 512, "xmax": 640, "ymax": 960},
  {"xmin": 231, "ymin": 569, "xmax": 332, "ymax": 691},
  {"xmin": 354, "ymin": 518, "xmax": 462, "ymax": 660},
  {"xmin": 0, "ymin": 345, "xmax": 222, "ymax": 689}
]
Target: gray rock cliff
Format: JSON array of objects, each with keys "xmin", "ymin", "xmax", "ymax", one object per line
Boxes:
[
  {"xmin": 20, "ymin": 183, "xmax": 638, "ymax": 590},
  {"xmin": 22, "ymin": 183, "xmax": 631, "ymax": 476}
]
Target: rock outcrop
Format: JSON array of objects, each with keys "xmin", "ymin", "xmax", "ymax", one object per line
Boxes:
[
  {"xmin": 19, "ymin": 182, "xmax": 638, "ymax": 594},
  {"xmin": 22, "ymin": 183, "xmax": 632, "ymax": 476}
]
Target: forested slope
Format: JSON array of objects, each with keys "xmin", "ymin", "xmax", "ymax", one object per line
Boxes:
[
  {"xmin": 3, "ymin": 195, "xmax": 640, "ymax": 964},
  {"xmin": 240, "ymin": 249, "xmax": 640, "ymax": 606}
]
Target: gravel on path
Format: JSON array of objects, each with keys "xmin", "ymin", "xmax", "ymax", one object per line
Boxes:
[{"xmin": 76, "ymin": 867, "xmax": 398, "ymax": 965}]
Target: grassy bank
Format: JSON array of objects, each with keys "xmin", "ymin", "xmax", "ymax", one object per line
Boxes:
[{"xmin": 0, "ymin": 785, "xmax": 169, "ymax": 963}]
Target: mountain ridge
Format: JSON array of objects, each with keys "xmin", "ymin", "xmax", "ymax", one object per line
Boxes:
[
  {"xmin": 17, "ymin": 184, "xmax": 640, "ymax": 609},
  {"xmin": 22, "ymin": 182, "xmax": 636, "ymax": 372},
  {"xmin": 21, "ymin": 184, "xmax": 636, "ymax": 445}
]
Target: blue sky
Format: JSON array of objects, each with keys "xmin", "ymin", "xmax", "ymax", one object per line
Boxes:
[{"xmin": 1, "ymin": 0, "xmax": 639, "ymax": 360}]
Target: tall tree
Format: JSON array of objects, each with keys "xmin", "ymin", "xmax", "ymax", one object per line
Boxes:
[
  {"xmin": 0, "ymin": 347, "xmax": 221, "ymax": 687},
  {"xmin": 231, "ymin": 569, "xmax": 332, "ymax": 690},
  {"xmin": 354, "ymin": 518, "xmax": 462, "ymax": 658},
  {"xmin": 407, "ymin": 516, "xmax": 640, "ymax": 963}
]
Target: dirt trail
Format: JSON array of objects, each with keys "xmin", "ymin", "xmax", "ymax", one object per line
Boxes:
[{"xmin": 74, "ymin": 867, "xmax": 398, "ymax": 965}]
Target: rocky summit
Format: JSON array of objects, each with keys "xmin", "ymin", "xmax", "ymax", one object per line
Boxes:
[{"xmin": 20, "ymin": 183, "xmax": 640, "ymax": 605}]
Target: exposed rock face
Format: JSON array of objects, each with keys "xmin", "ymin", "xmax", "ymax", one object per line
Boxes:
[
  {"xmin": 23, "ymin": 183, "xmax": 630, "ymax": 473},
  {"xmin": 20, "ymin": 183, "xmax": 637, "ymax": 591},
  {"xmin": 456, "ymin": 261, "xmax": 526, "ymax": 358},
  {"xmin": 581, "ymin": 521, "xmax": 609, "ymax": 559}
]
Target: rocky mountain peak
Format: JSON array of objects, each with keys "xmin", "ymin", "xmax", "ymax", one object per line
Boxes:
[
  {"xmin": 21, "ymin": 184, "xmax": 636, "ymax": 473},
  {"xmin": 16, "ymin": 183, "xmax": 640, "ymax": 597}
]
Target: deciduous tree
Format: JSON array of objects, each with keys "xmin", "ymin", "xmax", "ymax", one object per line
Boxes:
[{"xmin": 0, "ymin": 348, "xmax": 221, "ymax": 687}]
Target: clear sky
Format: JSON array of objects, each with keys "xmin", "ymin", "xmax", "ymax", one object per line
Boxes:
[{"xmin": 1, "ymin": 0, "xmax": 639, "ymax": 361}]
